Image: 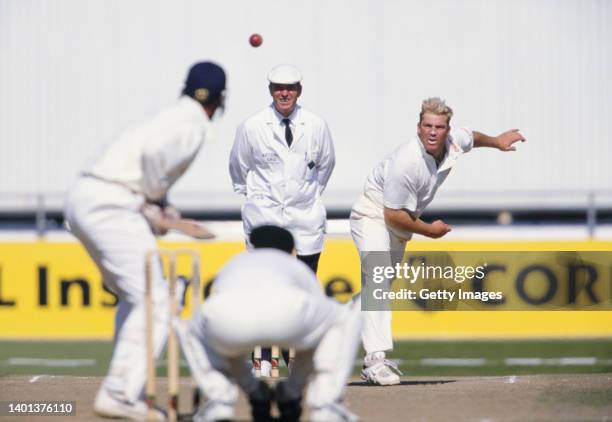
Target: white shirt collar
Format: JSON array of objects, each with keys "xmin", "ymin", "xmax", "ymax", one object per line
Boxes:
[
  {"xmin": 270, "ymin": 104, "xmax": 300, "ymax": 125},
  {"xmin": 414, "ymin": 136, "xmax": 459, "ymax": 170}
]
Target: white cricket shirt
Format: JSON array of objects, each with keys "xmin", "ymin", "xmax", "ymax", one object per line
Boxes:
[
  {"xmin": 214, "ymin": 249, "xmax": 323, "ymax": 295},
  {"xmin": 351, "ymin": 128, "xmax": 473, "ymax": 240},
  {"xmin": 84, "ymin": 96, "xmax": 212, "ymax": 201}
]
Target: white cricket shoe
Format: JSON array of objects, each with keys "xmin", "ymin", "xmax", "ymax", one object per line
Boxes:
[
  {"xmin": 251, "ymin": 359, "xmax": 272, "ymax": 378},
  {"xmin": 193, "ymin": 400, "xmax": 235, "ymax": 422},
  {"xmin": 361, "ymin": 352, "xmax": 403, "ymax": 386},
  {"xmin": 310, "ymin": 402, "xmax": 359, "ymax": 422},
  {"xmin": 93, "ymin": 387, "xmax": 165, "ymax": 420}
]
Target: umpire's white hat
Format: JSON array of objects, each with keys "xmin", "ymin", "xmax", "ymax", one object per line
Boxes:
[{"xmin": 267, "ymin": 64, "xmax": 302, "ymax": 84}]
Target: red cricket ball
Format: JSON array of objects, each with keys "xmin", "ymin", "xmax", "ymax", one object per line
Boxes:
[{"xmin": 249, "ymin": 33, "xmax": 263, "ymax": 48}]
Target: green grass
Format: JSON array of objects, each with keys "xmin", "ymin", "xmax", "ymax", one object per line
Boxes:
[
  {"xmin": 392, "ymin": 339, "xmax": 612, "ymax": 376},
  {"xmin": 0, "ymin": 341, "xmax": 113, "ymax": 377},
  {"xmin": 1, "ymin": 339, "xmax": 611, "ymax": 377}
]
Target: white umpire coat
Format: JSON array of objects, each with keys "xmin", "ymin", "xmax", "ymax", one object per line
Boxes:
[{"xmin": 229, "ymin": 104, "xmax": 335, "ymax": 255}]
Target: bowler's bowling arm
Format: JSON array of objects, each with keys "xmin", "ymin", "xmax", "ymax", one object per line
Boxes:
[{"xmin": 384, "ymin": 207, "xmax": 450, "ymax": 239}]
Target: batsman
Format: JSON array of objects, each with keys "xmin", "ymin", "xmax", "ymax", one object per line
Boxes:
[{"xmin": 64, "ymin": 61, "xmax": 226, "ymax": 420}]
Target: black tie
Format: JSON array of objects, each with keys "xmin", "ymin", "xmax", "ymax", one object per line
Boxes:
[{"xmin": 282, "ymin": 118, "xmax": 293, "ymax": 147}]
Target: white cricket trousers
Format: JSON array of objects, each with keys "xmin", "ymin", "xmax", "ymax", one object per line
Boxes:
[
  {"xmin": 177, "ymin": 290, "xmax": 362, "ymax": 412},
  {"xmin": 350, "ymin": 207, "xmax": 406, "ymax": 354},
  {"xmin": 64, "ymin": 177, "xmax": 171, "ymax": 402}
]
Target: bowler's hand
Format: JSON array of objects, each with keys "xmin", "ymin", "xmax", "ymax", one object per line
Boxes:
[
  {"xmin": 428, "ymin": 220, "xmax": 452, "ymax": 239},
  {"xmin": 496, "ymin": 129, "xmax": 526, "ymax": 151}
]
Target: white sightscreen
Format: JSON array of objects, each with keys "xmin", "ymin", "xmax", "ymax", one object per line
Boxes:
[{"xmin": 1, "ymin": 0, "xmax": 611, "ymax": 211}]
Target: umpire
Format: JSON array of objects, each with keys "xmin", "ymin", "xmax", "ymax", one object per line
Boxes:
[{"xmin": 229, "ymin": 63, "xmax": 336, "ymax": 274}]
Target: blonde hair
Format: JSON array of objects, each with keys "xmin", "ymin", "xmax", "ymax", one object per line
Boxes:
[{"xmin": 419, "ymin": 97, "xmax": 453, "ymax": 124}]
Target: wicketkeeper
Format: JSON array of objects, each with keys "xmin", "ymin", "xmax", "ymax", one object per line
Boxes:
[{"xmin": 176, "ymin": 225, "xmax": 362, "ymax": 422}]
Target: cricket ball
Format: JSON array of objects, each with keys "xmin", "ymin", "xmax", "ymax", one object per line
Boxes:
[{"xmin": 249, "ymin": 33, "xmax": 263, "ymax": 48}]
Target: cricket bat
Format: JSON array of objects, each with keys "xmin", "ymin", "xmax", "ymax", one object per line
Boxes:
[{"xmin": 159, "ymin": 218, "xmax": 216, "ymax": 240}]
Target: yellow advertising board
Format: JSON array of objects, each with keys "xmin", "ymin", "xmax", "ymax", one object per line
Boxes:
[{"xmin": 1, "ymin": 239, "xmax": 611, "ymax": 339}]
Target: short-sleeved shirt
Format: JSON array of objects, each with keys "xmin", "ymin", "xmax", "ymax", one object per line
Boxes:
[{"xmin": 351, "ymin": 128, "xmax": 473, "ymax": 240}]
